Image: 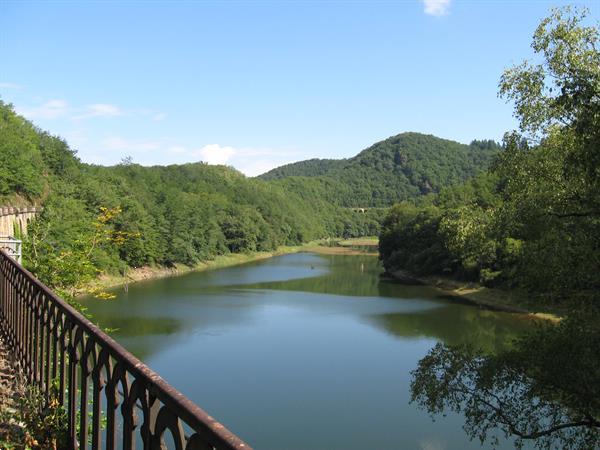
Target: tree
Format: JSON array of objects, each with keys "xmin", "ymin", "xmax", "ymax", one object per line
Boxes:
[
  {"xmin": 498, "ymin": 5, "xmax": 600, "ymax": 222},
  {"xmin": 494, "ymin": 6, "xmax": 600, "ymax": 296},
  {"xmin": 25, "ymin": 204, "xmax": 136, "ymax": 299},
  {"xmin": 410, "ymin": 7, "xmax": 600, "ymax": 449}
]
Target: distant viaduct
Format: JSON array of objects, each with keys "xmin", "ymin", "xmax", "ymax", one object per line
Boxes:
[
  {"xmin": 348, "ymin": 207, "xmax": 388, "ymax": 214},
  {"xmin": 0, "ymin": 207, "xmax": 40, "ymax": 237}
]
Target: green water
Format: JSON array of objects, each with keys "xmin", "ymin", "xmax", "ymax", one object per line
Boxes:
[{"xmin": 81, "ymin": 252, "xmax": 532, "ymax": 450}]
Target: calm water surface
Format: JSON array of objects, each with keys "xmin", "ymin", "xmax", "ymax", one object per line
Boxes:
[{"xmin": 81, "ymin": 253, "xmax": 532, "ymax": 450}]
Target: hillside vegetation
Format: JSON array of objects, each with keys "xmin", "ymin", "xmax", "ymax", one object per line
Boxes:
[
  {"xmin": 0, "ymin": 102, "xmax": 497, "ymax": 295},
  {"xmin": 395, "ymin": 9, "xmax": 599, "ymax": 449},
  {"xmin": 260, "ymin": 133, "xmax": 500, "ymax": 207},
  {"xmin": 0, "ymin": 101, "xmax": 383, "ymax": 294}
]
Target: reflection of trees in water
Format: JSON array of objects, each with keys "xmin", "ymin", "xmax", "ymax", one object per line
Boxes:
[
  {"xmin": 410, "ymin": 315, "xmax": 600, "ymax": 449},
  {"xmin": 407, "ymin": 6, "xmax": 600, "ymax": 448},
  {"xmin": 367, "ymin": 306, "xmax": 530, "ymax": 353},
  {"xmin": 237, "ymin": 254, "xmax": 443, "ymax": 299}
]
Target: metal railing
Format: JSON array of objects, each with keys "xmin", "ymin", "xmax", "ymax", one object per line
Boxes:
[{"xmin": 0, "ymin": 249, "xmax": 251, "ymax": 450}]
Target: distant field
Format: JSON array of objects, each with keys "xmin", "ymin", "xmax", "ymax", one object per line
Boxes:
[{"xmin": 337, "ymin": 237, "xmax": 379, "ymax": 247}]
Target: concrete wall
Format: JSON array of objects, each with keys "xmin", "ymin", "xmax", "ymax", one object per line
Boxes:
[{"xmin": 0, "ymin": 207, "xmax": 40, "ymax": 237}]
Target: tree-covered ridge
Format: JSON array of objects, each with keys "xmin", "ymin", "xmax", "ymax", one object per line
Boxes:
[
  {"xmin": 378, "ymin": 9, "xmax": 600, "ymax": 300},
  {"xmin": 0, "ymin": 100, "xmax": 384, "ymax": 294},
  {"xmin": 261, "ymin": 132, "xmax": 500, "ymax": 207},
  {"xmin": 259, "ymin": 158, "xmax": 347, "ymax": 180},
  {"xmin": 0, "ymin": 103, "xmax": 79, "ymax": 203}
]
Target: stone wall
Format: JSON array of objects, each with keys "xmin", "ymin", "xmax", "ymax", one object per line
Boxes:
[{"xmin": 0, "ymin": 207, "xmax": 40, "ymax": 237}]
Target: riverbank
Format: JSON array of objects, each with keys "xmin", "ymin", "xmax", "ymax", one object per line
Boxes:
[
  {"xmin": 82, "ymin": 238, "xmax": 379, "ymax": 295},
  {"xmin": 83, "ymin": 239, "xmax": 559, "ymax": 322},
  {"xmin": 84, "ymin": 245, "xmax": 306, "ymax": 294},
  {"xmin": 384, "ymin": 269, "xmax": 560, "ymax": 322}
]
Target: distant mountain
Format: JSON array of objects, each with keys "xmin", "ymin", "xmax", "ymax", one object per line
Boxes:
[{"xmin": 259, "ymin": 133, "xmax": 500, "ymax": 207}]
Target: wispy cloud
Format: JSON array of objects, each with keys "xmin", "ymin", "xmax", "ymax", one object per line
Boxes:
[
  {"xmin": 15, "ymin": 98, "xmax": 164, "ymax": 122},
  {"xmin": 422, "ymin": 0, "xmax": 451, "ymax": 16},
  {"xmin": 16, "ymin": 99, "xmax": 70, "ymax": 119},
  {"xmin": 0, "ymin": 82, "xmax": 23, "ymax": 90},
  {"xmin": 133, "ymin": 108, "xmax": 167, "ymax": 122},
  {"xmin": 76, "ymin": 103, "xmax": 124, "ymax": 119}
]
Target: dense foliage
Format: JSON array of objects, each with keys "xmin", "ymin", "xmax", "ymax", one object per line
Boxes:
[
  {"xmin": 259, "ymin": 158, "xmax": 343, "ymax": 179},
  {"xmin": 379, "ymin": 9, "xmax": 600, "ymax": 301},
  {"xmin": 0, "ymin": 97, "xmax": 499, "ymax": 294},
  {"xmin": 0, "ymin": 100, "xmax": 389, "ymax": 293},
  {"xmin": 261, "ymin": 132, "xmax": 500, "ymax": 207},
  {"xmin": 391, "ymin": 7, "xmax": 600, "ymax": 449}
]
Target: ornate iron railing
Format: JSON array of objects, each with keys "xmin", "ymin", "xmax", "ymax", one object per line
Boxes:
[{"xmin": 0, "ymin": 249, "xmax": 251, "ymax": 450}]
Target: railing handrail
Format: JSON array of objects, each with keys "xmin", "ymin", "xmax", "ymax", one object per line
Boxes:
[{"xmin": 0, "ymin": 249, "xmax": 251, "ymax": 449}]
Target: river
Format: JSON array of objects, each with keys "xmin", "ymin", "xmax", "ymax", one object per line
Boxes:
[{"xmin": 81, "ymin": 252, "xmax": 533, "ymax": 450}]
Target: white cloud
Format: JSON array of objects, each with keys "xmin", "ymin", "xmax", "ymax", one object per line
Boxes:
[
  {"xmin": 153, "ymin": 112, "xmax": 167, "ymax": 121},
  {"xmin": 199, "ymin": 144, "xmax": 237, "ymax": 165},
  {"xmin": 16, "ymin": 99, "xmax": 70, "ymax": 119},
  {"xmin": 422, "ymin": 0, "xmax": 451, "ymax": 16},
  {"xmin": 164, "ymin": 143, "xmax": 301, "ymax": 176},
  {"xmin": 166, "ymin": 143, "xmax": 236, "ymax": 165},
  {"xmin": 0, "ymin": 82, "xmax": 22, "ymax": 90}
]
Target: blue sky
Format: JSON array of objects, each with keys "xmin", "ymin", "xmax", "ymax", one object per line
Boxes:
[{"xmin": 1, "ymin": 0, "xmax": 597, "ymax": 176}]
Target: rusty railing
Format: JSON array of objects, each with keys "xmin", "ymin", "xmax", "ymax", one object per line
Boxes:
[{"xmin": 0, "ymin": 249, "xmax": 251, "ymax": 450}]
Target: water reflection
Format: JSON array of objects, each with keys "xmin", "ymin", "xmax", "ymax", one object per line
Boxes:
[{"xmin": 80, "ymin": 252, "xmax": 530, "ymax": 450}]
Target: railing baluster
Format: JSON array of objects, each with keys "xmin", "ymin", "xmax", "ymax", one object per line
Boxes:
[
  {"xmin": 59, "ymin": 318, "xmax": 67, "ymax": 406},
  {"xmin": 68, "ymin": 323, "xmax": 79, "ymax": 450},
  {"xmin": 44, "ymin": 299, "xmax": 52, "ymax": 399},
  {"xmin": 79, "ymin": 342, "xmax": 90, "ymax": 450},
  {"xmin": 105, "ymin": 374, "xmax": 117, "ymax": 450},
  {"xmin": 91, "ymin": 348, "xmax": 104, "ymax": 450}
]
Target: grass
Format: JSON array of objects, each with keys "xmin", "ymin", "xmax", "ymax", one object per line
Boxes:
[{"xmin": 337, "ymin": 237, "xmax": 379, "ymax": 247}]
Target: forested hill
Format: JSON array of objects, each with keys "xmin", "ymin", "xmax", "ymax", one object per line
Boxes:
[
  {"xmin": 260, "ymin": 133, "xmax": 500, "ymax": 207},
  {"xmin": 0, "ymin": 100, "xmax": 385, "ymax": 294},
  {"xmin": 0, "ymin": 99, "xmax": 499, "ymax": 294}
]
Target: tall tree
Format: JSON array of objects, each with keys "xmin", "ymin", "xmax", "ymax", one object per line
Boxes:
[{"xmin": 409, "ymin": 7, "xmax": 600, "ymax": 449}]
